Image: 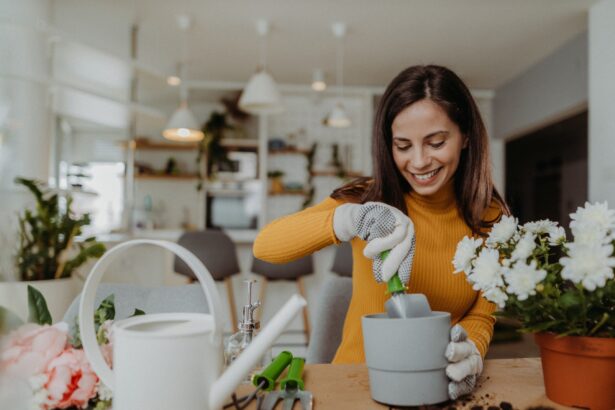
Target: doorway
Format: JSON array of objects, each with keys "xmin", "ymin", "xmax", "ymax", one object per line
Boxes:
[{"xmin": 505, "ymin": 111, "xmax": 588, "ymax": 226}]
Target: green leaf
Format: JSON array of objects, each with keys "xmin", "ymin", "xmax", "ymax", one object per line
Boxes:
[
  {"xmin": 27, "ymin": 285, "xmax": 52, "ymax": 325},
  {"xmin": 0, "ymin": 305, "xmax": 25, "ymax": 334},
  {"xmin": 559, "ymin": 291, "xmax": 581, "ymax": 310},
  {"xmin": 131, "ymin": 308, "xmax": 145, "ymax": 317},
  {"xmin": 94, "ymin": 294, "xmax": 115, "ymax": 326}
]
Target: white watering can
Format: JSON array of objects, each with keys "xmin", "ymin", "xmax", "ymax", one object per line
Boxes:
[{"xmin": 79, "ymin": 240, "xmax": 306, "ymax": 410}]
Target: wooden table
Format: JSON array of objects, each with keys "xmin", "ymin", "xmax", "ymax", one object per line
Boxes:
[{"xmin": 236, "ymin": 358, "xmax": 571, "ymax": 409}]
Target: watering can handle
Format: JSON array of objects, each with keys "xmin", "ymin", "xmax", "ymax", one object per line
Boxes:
[{"xmin": 78, "ymin": 239, "xmax": 225, "ymax": 391}]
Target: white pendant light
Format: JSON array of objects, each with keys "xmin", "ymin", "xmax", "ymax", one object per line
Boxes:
[
  {"xmin": 163, "ymin": 15, "xmax": 203, "ymax": 142},
  {"xmin": 324, "ymin": 22, "xmax": 351, "ymax": 128},
  {"xmin": 326, "ymin": 102, "xmax": 351, "ymax": 128},
  {"xmin": 311, "ymin": 69, "xmax": 326, "ymax": 92},
  {"xmin": 163, "ymin": 101, "xmax": 204, "ymax": 142},
  {"xmin": 239, "ymin": 20, "xmax": 283, "ymax": 115}
]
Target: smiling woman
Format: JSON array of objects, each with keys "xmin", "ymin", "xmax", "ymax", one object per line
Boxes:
[{"xmin": 253, "ymin": 65, "xmax": 509, "ymax": 400}]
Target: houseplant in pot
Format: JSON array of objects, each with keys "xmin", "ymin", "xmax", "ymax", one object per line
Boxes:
[
  {"xmin": 0, "ymin": 178, "xmax": 106, "ymax": 323},
  {"xmin": 453, "ymin": 201, "xmax": 615, "ymax": 409}
]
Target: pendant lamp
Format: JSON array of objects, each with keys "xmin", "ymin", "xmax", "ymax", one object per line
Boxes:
[
  {"xmin": 239, "ymin": 20, "xmax": 283, "ymax": 115},
  {"xmin": 324, "ymin": 22, "xmax": 351, "ymax": 128},
  {"xmin": 312, "ymin": 69, "xmax": 326, "ymax": 92},
  {"xmin": 163, "ymin": 15, "xmax": 204, "ymax": 142}
]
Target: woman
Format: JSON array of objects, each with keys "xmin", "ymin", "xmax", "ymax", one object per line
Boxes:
[{"xmin": 253, "ymin": 65, "xmax": 508, "ymax": 399}]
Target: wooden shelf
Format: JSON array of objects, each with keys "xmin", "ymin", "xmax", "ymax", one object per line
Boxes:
[
  {"xmin": 121, "ymin": 140, "xmax": 198, "ymax": 151},
  {"xmin": 268, "ymin": 190, "xmax": 309, "ymax": 196},
  {"xmin": 310, "ymin": 170, "xmax": 363, "ymax": 178},
  {"xmin": 122, "ymin": 138, "xmax": 259, "ymax": 151},
  {"xmin": 134, "ymin": 174, "xmax": 199, "ymax": 180},
  {"xmin": 220, "ymin": 138, "xmax": 259, "ymax": 150},
  {"xmin": 269, "ymin": 147, "xmax": 311, "ymax": 155}
]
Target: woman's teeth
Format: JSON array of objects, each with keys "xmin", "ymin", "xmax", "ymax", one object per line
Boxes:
[{"xmin": 413, "ymin": 168, "xmax": 441, "ymax": 181}]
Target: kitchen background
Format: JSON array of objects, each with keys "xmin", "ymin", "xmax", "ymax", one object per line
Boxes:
[{"xmin": 2, "ymin": 0, "xmax": 615, "ymax": 356}]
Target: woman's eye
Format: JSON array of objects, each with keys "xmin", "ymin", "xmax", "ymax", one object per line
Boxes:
[
  {"xmin": 395, "ymin": 145, "xmax": 411, "ymax": 151},
  {"xmin": 429, "ymin": 141, "xmax": 445, "ymax": 149}
]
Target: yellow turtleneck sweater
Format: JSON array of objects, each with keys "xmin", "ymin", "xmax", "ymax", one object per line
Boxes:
[{"xmin": 253, "ymin": 180, "xmax": 499, "ymax": 363}]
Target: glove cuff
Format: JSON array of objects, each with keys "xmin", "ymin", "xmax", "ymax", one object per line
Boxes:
[{"xmin": 333, "ymin": 203, "xmax": 360, "ymax": 242}]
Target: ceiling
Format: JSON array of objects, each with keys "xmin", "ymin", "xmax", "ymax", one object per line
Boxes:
[{"xmin": 54, "ymin": 0, "xmax": 597, "ymax": 90}]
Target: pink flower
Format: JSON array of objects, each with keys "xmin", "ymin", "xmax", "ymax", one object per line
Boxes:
[
  {"xmin": 100, "ymin": 343, "xmax": 113, "ymax": 368},
  {"xmin": 45, "ymin": 348, "xmax": 98, "ymax": 409},
  {"xmin": 1, "ymin": 323, "xmax": 68, "ymax": 378}
]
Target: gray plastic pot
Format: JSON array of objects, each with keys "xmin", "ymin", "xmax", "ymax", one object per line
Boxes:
[{"xmin": 362, "ymin": 312, "xmax": 451, "ymax": 406}]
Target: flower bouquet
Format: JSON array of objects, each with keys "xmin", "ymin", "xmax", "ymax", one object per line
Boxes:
[
  {"xmin": 453, "ymin": 202, "xmax": 615, "ymax": 409},
  {"xmin": 0, "ymin": 286, "xmax": 142, "ymax": 410}
]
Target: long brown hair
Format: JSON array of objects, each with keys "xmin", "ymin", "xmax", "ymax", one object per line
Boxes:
[{"xmin": 331, "ymin": 65, "xmax": 508, "ymax": 233}]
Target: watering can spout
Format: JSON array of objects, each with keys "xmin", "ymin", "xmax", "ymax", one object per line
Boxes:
[{"xmin": 209, "ymin": 294, "xmax": 307, "ymax": 410}]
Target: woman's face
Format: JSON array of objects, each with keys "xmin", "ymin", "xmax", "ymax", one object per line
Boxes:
[{"xmin": 391, "ymin": 99, "xmax": 467, "ymax": 196}]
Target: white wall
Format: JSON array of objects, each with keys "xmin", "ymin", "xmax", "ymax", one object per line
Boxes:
[
  {"xmin": 0, "ymin": 0, "xmax": 53, "ymax": 280},
  {"xmin": 494, "ymin": 32, "xmax": 588, "ymax": 141},
  {"xmin": 589, "ymin": 0, "xmax": 615, "ymax": 205}
]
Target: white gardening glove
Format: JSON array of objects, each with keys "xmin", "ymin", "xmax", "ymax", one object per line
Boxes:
[
  {"xmin": 333, "ymin": 202, "xmax": 415, "ymax": 284},
  {"xmin": 445, "ymin": 324, "xmax": 483, "ymax": 400}
]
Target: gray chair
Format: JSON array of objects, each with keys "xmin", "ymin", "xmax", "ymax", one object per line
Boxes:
[
  {"xmin": 330, "ymin": 242, "xmax": 353, "ymax": 277},
  {"xmin": 174, "ymin": 230, "xmax": 241, "ymax": 331},
  {"xmin": 63, "ymin": 284, "xmax": 208, "ymax": 329},
  {"xmin": 306, "ymin": 276, "xmax": 352, "ymax": 363},
  {"xmin": 251, "ymin": 255, "xmax": 314, "ymax": 342}
]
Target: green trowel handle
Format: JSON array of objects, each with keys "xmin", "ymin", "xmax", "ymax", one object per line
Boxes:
[
  {"xmin": 381, "ymin": 250, "xmax": 406, "ymax": 295},
  {"xmin": 280, "ymin": 357, "xmax": 305, "ymax": 391},
  {"xmin": 252, "ymin": 350, "xmax": 293, "ymax": 391}
]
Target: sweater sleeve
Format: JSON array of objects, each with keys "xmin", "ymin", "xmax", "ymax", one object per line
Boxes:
[
  {"xmin": 458, "ymin": 293, "xmax": 496, "ymax": 358},
  {"xmin": 253, "ymin": 197, "xmax": 343, "ymax": 263},
  {"xmin": 460, "ymin": 199, "xmax": 504, "ymax": 357}
]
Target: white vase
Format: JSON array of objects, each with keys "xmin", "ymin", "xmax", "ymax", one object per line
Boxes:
[{"xmin": 0, "ymin": 277, "xmax": 78, "ymax": 324}]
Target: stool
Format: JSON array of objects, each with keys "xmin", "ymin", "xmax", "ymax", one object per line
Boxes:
[
  {"xmin": 330, "ymin": 242, "xmax": 353, "ymax": 277},
  {"xmin": 250, "ymin": 255, "xmax": 314, "ymax": 343},
  {"xmin": 174, "ymin": 230, "xmax": 241, "ymax": 331}
]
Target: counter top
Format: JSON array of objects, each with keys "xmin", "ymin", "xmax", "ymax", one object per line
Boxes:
[
  {"xmin": 82, "ymin": 229, "xmax": 259, "ymax": 244},
  {"xmin": 236, "ymin": 358, "xmax": 569, "ymax": 409}
]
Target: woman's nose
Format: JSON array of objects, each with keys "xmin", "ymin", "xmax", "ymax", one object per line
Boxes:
[{"xmin": 410, "ymin": 147, "xmax": 430, "ymax": 169}]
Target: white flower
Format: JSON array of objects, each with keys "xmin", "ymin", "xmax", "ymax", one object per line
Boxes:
[
  {"xmin": 570, "ymin": 201, "xmax": 615, "ymax": 244},
  {"xmin": 523, "ymin": 219, "xmax": 557, "ymax": 234},
  {"xmin": 571, "ymin": 226, "xmax": 610, "ymax": 247},
  {"xmin": 510, "ymin": 232, "xmax": 536, "ymax": 262},
  {"xmin": 548, "ymin": 226, "xmax": 566, "ymax": 246},
  {"xmin": 467, "ymin": 248, "xmax": 504, "ymax": 291},
  {"xmin": 560, "ymin": 242, "xmax": 615, "ymax": 291},
  {"xmin": 482, "ymin": 286, "xmax": 508, "ymax": 308},
  {"xmin": 503, "ymin": 260, "xmax": 547, "ymax": 301},
  {"xmin": 487, "ymin": 215, "xmax": 518, "ymax": 246},
  {"xmin": 97, "ymin": 381, "xmax": 113, "ymax": 401},
  {"xmin": 452, "ymin": 236, "xmax": 483, "ymax": 274}
]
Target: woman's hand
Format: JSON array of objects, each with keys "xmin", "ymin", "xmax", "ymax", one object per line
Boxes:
[
  {"xmin": 333, "ymin": 202, "xmax": 415, "ymax": 284},
  {"xmin": 445, "ymin": 324, "xmax": 483, "ymax": 400}
]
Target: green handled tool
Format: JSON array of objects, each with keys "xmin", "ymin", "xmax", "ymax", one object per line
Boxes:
[
  {"xmin": 224, "ymin": 351, "xmax": 293, "ymax": 409},
  {"xmin": 262, "ymin": 357, "xmax": 313, "ymax": 410},
  {"xmin": 253, "ymin": 350, "xmax": 293, "ymax": 391},
  {"xmin": 381, "ymin": 250, "xmax": 431, "ymax": 318}
]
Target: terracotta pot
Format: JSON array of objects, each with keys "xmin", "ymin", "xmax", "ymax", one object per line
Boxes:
[
  {"xmin": 0, "ymin": 277, "xmax": 78, "ymax": 323},
  {"xmin": 535, "ymin": 332, "xmax": 615, "ymax": 410}
]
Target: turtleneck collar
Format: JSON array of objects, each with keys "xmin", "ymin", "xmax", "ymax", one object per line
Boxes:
[{"xmin": 407, "ymin": 177, "xmax": 457, "ymax": 212}]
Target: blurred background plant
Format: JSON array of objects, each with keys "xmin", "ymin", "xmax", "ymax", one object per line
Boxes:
[{"xmin": 14, "ymin": 177, "xmax": 106, "ymax": 281}]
